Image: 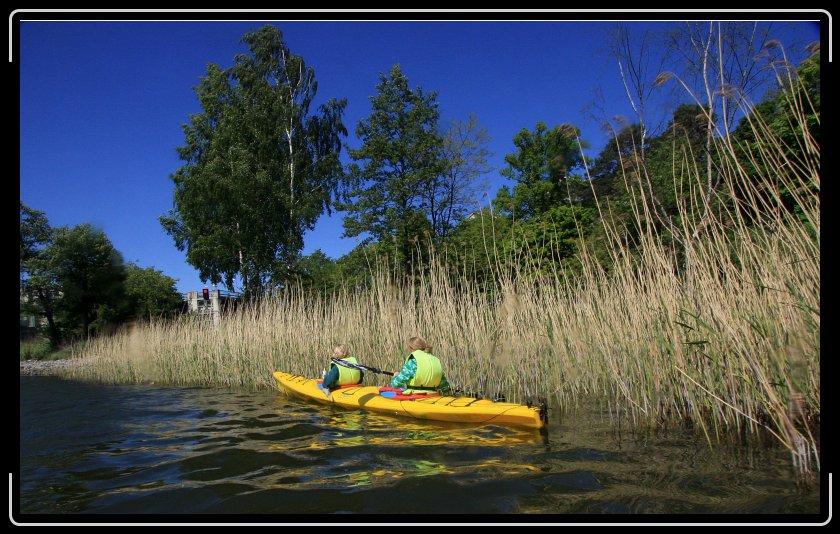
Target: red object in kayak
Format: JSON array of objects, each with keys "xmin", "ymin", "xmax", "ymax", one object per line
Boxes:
[{"xmin": 318, "ymin": 381, "xmax": 440, "ymax": 399}]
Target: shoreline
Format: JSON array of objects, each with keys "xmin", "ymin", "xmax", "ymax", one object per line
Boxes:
[{"xmin": 19, "ymin": 359, "xmax": 83, "ymax": 376}]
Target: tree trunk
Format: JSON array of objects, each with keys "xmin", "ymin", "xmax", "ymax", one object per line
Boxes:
[{"xmin": 36, "ymin": 287, "xmax": 61, "ymax": 347}]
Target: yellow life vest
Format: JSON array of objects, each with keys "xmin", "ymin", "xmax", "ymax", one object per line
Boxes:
[
  {"xmin": 331, "ymin": 356, "xmax": 362, "ymax": 385},
  {"xmin": 404, "ymin": 350, "xmax": 443, "ymax": 394}
]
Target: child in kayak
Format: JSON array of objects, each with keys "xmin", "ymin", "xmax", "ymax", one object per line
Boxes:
[
  {"xmin": 390, "ymin": 336, "xmax": 451, "ymax": 395},
  {"xmin": 319, "ymin": 344, "xmax": 363, "ymax": 397}
]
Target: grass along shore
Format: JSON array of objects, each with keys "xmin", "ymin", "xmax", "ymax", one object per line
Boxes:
[{"xmin": 61, "ymin": 72, "xmax": 819, "ymax": 473}]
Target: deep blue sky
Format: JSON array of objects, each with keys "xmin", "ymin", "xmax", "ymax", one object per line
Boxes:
[{"xmin": 18, "ymin": 17, "xmax": 821, "ymax": 293}]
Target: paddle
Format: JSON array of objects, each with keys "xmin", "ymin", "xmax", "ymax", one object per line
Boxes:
[
  {"xmin": 331, "ymin": 358, "xmax": 438, "ymax": 399},
  {"xmin": 317, "ymin": 357, "xmax": 389, "ymax": 400},
  {"xmin": 332, "ymin": 357, "xmax": 479, "ymax": 396},
  {"xmin": 330, "ymin": 357, "xmax": 396, "ymax": 376},
  {"xmin": 329, "ymin": 358, "xmax": 520, "ymax": 407}
]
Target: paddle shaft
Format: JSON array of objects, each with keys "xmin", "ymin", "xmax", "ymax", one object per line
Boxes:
[
  {"xmin": 329, "ymin": 358, "xmax": 517, "ymax": 405},
  {"xmin": 330, "ymin": 357, "xmax": 395, "ymax": 376}
]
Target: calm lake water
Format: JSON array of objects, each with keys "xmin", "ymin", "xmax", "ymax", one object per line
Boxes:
[{"xmin": 17, "ymin": 375, "xmax": 823, "ymax": 522}]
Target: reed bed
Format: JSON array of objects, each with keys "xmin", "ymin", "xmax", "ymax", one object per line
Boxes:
[{"xmin": 64, "ymin": 65, "xmax": 819, "ymax": 473}]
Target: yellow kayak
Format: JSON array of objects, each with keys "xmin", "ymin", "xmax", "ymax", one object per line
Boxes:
[{"xmin": 273, "ymin": 371, "xmax": 546, "ymax": 429}]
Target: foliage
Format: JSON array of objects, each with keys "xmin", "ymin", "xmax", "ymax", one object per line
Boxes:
[
  {"xmin": 50, "ymin": 224, "xmax": 128, "ymax": 339},
  {"xmin": 20, "ymin": 202, "xmax": 59, "ymax": 345},
  {"xmin": 22, "ymin": 221, "xmax": 128, "ymax": 343},
  {"xmin": 21, "ymin": 203, "xmax": 188, "ymax": 344},
  {"xmin": 20, "ymin": 201, "xmax": 51, "ymax": 274},
  {"xmin": 576, "ymin": 122, "xmax": 644, "ymax": 207},
  {"xmin": 497, "ymin": 122, "xmax": 587, "ymax": 219},
  {"xmin": 639, "ymin": 103, "xmax": 710, "ymax": 221},
  {"xmin": 20, "ymin": 338, "xmax": 52, "ymax": 361},
  {"xmin": 340, "ymin": 64, "xmax": 443, "ymax": 275},
  {"xmin": 124, "ymin": 263, "xmax": 184, "ymax": 320},
  {"xmin": 293, "ymin": 250, "xmax": 345, "ymax": 295}
]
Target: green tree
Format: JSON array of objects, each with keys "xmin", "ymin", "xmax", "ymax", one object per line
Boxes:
[
  {"xmin": 20, "ymin": 202, "xmax": 60, "ymax": 345},
  {"xmin": 438, "ymin": 122, "xmax": 594, "ymax": 281},
  {"xmin": 293, "ymin": 250, "xmax": 343, "ymax": 295},
  {"xmin": 21, "ymin": 258, "xmax": 62, "ymax": 346},
  {"xmin": 578, "ymin": 122, "xmax": 645, "ymax": 207},
  {"xmin": 20, "ymin": 201, "xmax": 51, "ymax": 274},
  {"xmin": 24, "ymin": 223, "xmax": 130, "ymax": 342},
  {"xmin": 124, "ymin": 264, "xmax": 184, "ymax": 320},
  {"xmin": 341, "ymin": 64, "xmax": 444, "ymax": 275},
  {"xmin": 497, "ymin": 122, "xmax": 588, "ymax": 219},
  {"xmin": 335, "ymin": 242, "xmax": 396, "ymax": 289},
  {"xmin": 161, "ymin": 25, "xmax": 347, "ymax": 298},
  {"xmin": 51, "ymin": 224, "xmax": 127, "ymax": 340}
]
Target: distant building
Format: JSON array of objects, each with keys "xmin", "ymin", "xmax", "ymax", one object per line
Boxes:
[
  {"xmin": 19, "ymin": 287, "xmax": 51, "ymax": 341},
  {"xmin": 20, "ymin": 312, "xmax": 41, "ymax": 340},
  {"xmin": 184, "ymin": 289, "xmax": 242, "ymax": 326}
]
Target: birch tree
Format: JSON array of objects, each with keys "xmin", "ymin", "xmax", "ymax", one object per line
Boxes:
[{"xmin": 161, "ymin": 25, "xmax": 347, "ymax": 297}]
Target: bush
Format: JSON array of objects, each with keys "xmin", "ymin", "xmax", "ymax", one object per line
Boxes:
[{"xmin": 20, "ymin": 338, "xmax": 52, "ymax": 361}]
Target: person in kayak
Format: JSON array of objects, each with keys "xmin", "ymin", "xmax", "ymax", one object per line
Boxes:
[
  {"xmin": 319, "ymin": 344, "xmax": 363, "ymax": 397},
  {"xmin": 390, "ymin": 336, "xmax": 452, "ymax": 395}
]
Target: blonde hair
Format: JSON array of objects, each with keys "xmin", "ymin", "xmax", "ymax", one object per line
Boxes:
[
  {"xmin": 407, "ymin": 336, "xmax": 432, "ymax": 352},
  {"xmin": 332, "ymin": 344, "xmax": 350, "ymax": 358}
]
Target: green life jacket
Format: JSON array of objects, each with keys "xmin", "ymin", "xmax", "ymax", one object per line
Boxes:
[
  {"xmin": 404, "ymin": 350, "xmax": 443, "ymax": 394},
  {"xmin": 331, "ymin": 356, "xmax": 362, "ymax": 385}
]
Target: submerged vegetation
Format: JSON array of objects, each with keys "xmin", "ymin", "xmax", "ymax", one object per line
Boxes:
[{"xmin": 57, "ymin": 26, "xmax": 818, "ymax": 474}]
